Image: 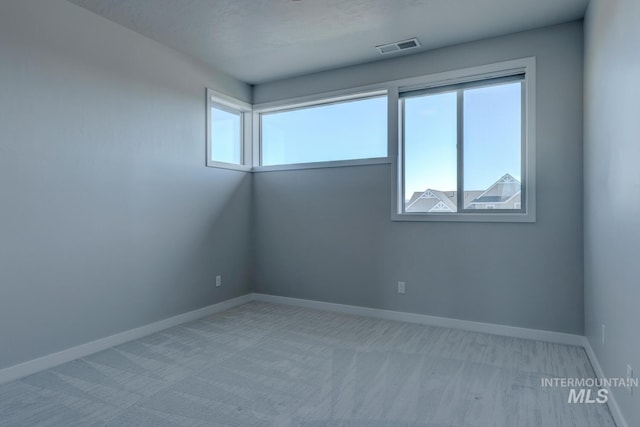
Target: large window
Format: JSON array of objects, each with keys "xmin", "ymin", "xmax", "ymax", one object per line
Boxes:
[
  {"xmin": 206, "ymin": 89, "xmax": 251, "ymax": 170},
  {"xmin": 397, "ymin": 68, "xmax": 534, "ymax": 221},
  {"xmin": 258, "ymin": 93, "xmax": 387, "ymax": 166},
  {"xmin": 210, "ymin": 59, "xmax": 535, "ymax": 221}
]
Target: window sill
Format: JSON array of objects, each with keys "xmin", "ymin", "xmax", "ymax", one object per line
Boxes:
[
  {"xmin": 252, "ymin": 157, "xmax": 391, "ymax": 173},
  {"xmin": 206, "ymin": 161, "xmax": 252, "ymax": 172},
  {"xmin": 391, "ymin": 212, "xmax": 536, "ymax": 223}
]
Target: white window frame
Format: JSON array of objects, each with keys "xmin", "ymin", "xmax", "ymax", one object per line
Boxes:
[
  {"xmin": 206, "ymin": 59, "xmax": 535, "ymax": 223},
  {"xmin": 206, "ymin": 88, "xmax": 252, "ymax": 171},
  {"xmin": 252, "ymin": 90, "xmax": 391, "ymax": 172},
  {"xmin": 390, "ymin": 57, "xmax": 536, "ymax": 223}
]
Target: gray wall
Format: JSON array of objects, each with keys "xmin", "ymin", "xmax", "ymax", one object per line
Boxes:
[
  {"xmin": 253, "ymin": 22, "xmax": 584, "ymax": 334},
  {"xmin": 0, "ymin": 0, "xmax": 252, "ymax": 369},
  {"xmin": 584, "ymin": 0, "xmax": 640, "ymax": 424}
]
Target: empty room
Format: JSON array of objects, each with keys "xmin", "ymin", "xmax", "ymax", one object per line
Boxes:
[{"xmin": 0, "ymin": 0, "xmax": 638, "ymax": 426}]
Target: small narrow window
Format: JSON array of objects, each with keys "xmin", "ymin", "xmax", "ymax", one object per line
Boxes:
[
  {"xmin": 211, "ymin": 105, "xmax": 241, "ymax": 164},
  {"xmin": 206, "ymin": 89, "xmax": 251, "ymax": 170}
]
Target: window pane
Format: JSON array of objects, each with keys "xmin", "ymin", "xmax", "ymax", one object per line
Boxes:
[
  {"xmin": 261, "ymin": 96, "xmax": 387, "ymax": 166},
  {"xmin": 211, "ymin": 106, "xmax": 241, "ymax": 164},
  {"xmin": 403, "ymin": 92, "xmax": 458, "ymax": 213},
  {"xmin": 463, "ymin": 82, "xmax": 522, "ymax": 210}
]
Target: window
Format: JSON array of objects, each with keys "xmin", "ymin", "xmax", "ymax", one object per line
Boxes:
[
  {"xmin": 209, "ymin": 59, "xmax": 534, "ymax": 221},
  {"xmin": 258, "ymin": 93, "xmax": 387, "ymax": 167},
  {"xmin": 211, "ymin": 105, "xmax": 241, "ymax": 164},
  {"xmin": 206, "ymin": 89, "xmax": 251, "ymax": 170},
  {"xmin": 396, "ymin": 59, "xmax": 535, "ymax": 222}
]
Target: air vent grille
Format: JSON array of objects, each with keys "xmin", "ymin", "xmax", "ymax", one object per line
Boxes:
[{"xmin": 376, "ymin": 38, "xmax": 420, "ymax": 55}]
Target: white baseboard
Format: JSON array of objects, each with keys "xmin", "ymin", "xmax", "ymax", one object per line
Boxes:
[
  {"xmin": 582, "ymin": 337, "xmax": 629, "ymax": 427},
  {"xmin": 0, "ymin": 291, "xmax": 628, "ymax": 427},
  {"xmin": 0, "ymin": 294, "xmax": 253, "ymax": 385},
  {"xmin": 253, "ymin": 294, "xmax": 630, "ymax": 425},
  {"xmin": 252, "ymin": 293, "xmax": 585, "ymax": 346}
]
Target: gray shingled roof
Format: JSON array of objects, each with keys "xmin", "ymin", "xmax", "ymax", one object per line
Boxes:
[{"xmin": 470, "ymin": 173, "xmax": 520, "ymax": 204}]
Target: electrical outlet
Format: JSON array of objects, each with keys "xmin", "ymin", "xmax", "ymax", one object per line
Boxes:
[
  {"xmin": 627, "ymin": 364, "xmax": 634, "ymax": 396},
  {"xmin": 397, "ymin": 281, "xmax": 405, "ymax": 294},
  {"xmin": 216, "ymin": 275, "xmax": 222, "ymax": 287},
  {"xmin": 602, "ymin": 324, "xmax": 605, "ymax": 346}
]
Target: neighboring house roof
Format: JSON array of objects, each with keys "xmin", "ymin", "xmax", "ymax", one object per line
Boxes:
[
  {"xmin": 469, "ymin": 173, "xmax": 521, "ymax": 205},
  {"xmin": 408, "ymin": 191, "xmax": 424, "ymax": 205},
  {"xmin": 429, "ymin": 190, "xmax": 457, "ymax": 212},
  {"xmin": 405, "ymin": 189, "xmax": 456, "ymax": 212},
  {"xmin": 405, "ymin": 174, "xmax": 521, "ymax": 212},
  {"xmin": 461, "ymin": 191, "xmax": 484, "ymax": 207}
]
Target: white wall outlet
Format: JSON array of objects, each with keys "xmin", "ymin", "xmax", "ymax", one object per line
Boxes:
[
  {"xmin": 627, "ymin": 364, "xmax": 634, "ymax": 396},
  {"xmin": 601, "ymin": 324, "xmax": 605, "ymax": 346},
  {"xmin": 216, "ymin": 275, "xmax": 222, "ymax": 287},
  {"xmin": 397, "ymin": 281, "xmax": 405, "ymax": 294}
]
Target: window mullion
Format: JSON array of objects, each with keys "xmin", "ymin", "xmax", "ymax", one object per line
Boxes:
[
  {"xmin": 456, "ymin": 90, "xmax": 464, "ymax": 213},
  {"xmin": 520, "ymin": 81, "xmax": 526, "ymax": 212},
  {"xmin": 397, "ymin": 97, "xmax": 405, "ymax": 214}
]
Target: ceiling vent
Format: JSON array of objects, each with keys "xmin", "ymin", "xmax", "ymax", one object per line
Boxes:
[{"xmin": 376, "ymin": 38, "xmax": 421, "ymax": 55}]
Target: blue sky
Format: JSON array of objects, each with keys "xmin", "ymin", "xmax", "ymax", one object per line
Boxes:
[
  {"xmin": 404, "ymin": 82, "xmax": 522, "ymax": 198},
  {"xmin": 211, "ymin": 107, "xmax": 241, "ymax": 164},
  {"xmin": 261, "ymin": 96, "xmax": 387, "ymax": 166}
]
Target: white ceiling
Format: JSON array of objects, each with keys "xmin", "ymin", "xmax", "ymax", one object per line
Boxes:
[{"xmin": 67, "ymin": 0, "xmax": 589, "ymax": 85}]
